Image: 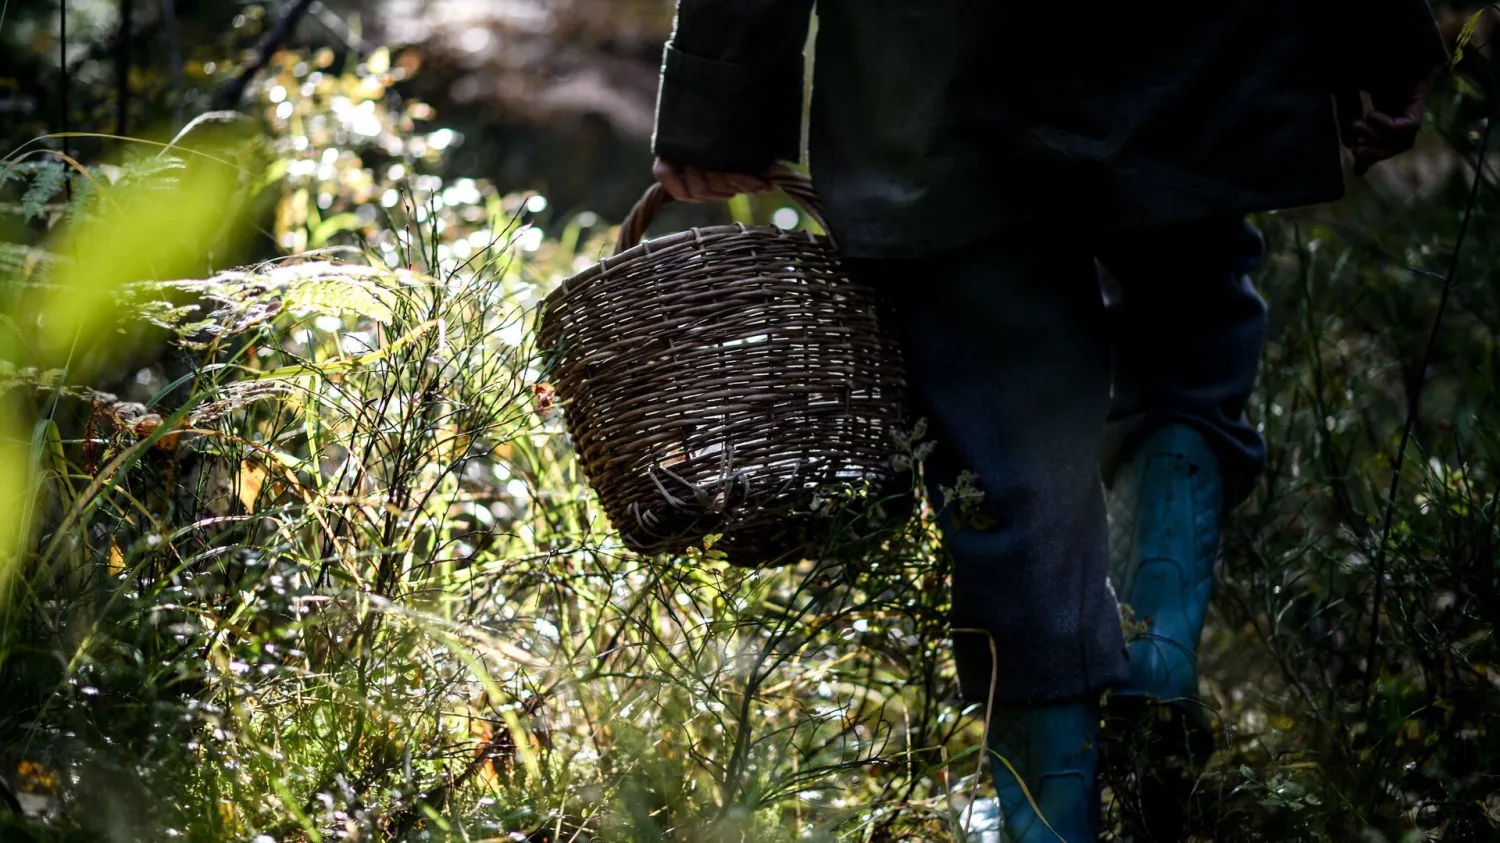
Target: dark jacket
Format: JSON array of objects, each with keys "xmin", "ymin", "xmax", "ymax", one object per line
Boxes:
[{"xmin": 651, "ymin": 1, "xmax": 1449, "ymax": 259}]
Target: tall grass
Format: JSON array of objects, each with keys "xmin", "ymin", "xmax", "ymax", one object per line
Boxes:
[
  {"xmin": 0, "ymin": 30, "xmax": 1497, "ymax": 843},
  {"xmin": 0, "ymin": 181, "xmax": 977, "ymax": 843},
  {"xmin": 0, "ymin": 48, "xmax": 986, "ymax": 843}
]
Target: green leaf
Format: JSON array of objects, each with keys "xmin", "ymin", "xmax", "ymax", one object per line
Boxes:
[
  {"xmin": 258, "ymin": 157, "xmax": 292, "ymax": 193},
  {"xmin": 30, "ymin": 419, "xmax": 65, "ymax": 480},
  {"xmin": 310, "ymin": 212, "xmax": 364, "ymax": 248},
  {"xmin": 1453, "ymin": 10, "xmax": 1486, "ymax": 66},
  {"xmin": 21, "ymin": 162, "xmax": 66, "ymax": 222}
]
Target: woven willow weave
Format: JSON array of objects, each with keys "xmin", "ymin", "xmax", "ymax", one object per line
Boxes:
[{"xmin": 538, "ymin": 169, "xmax": 911, "ymax": 566}]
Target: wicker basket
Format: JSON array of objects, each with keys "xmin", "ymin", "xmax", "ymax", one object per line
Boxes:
[{"xmin": 537, "ymin": 168, "xmax": 911, "ymax": 566}]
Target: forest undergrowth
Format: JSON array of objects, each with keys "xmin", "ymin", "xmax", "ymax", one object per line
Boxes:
[{"xmin": 1, "ymin": 21, "xmax": 1499, "ymax": 843}]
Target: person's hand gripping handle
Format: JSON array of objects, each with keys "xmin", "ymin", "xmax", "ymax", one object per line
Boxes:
[
  {"xmin": 1337, "ymin": 79, "xmax": 1430, "ymax": 176},
  {"xmin": 652, "ymin": 157, "xmax": 775, "ymax": 201}
]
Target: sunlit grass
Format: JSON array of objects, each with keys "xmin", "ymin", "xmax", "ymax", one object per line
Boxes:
[
  {"xmin": 0, "ymin": 67, "xmax": 977, "ymax": 838},
  {"xmin": 2, "ymin": 35, "xmax": 1499, "ymax": 843}
]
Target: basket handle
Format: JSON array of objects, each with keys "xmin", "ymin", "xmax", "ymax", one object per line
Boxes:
[{"xmin": 614, "ymin": 164, "xmax": 833, "ymax": 254}]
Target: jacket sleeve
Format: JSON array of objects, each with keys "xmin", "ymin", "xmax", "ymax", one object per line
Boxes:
[
  {"xmin": 1323, "ymin": 0, "xmax": 1449, "ymax": 89},
  {"xmin": 651, "ymin": 0, "xmax": 816, "ymax": 173}
]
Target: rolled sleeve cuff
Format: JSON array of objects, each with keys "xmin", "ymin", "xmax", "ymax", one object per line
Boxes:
[{"xmin": 651, "ymin": 43, "xmax": 805, "ymax": 173}]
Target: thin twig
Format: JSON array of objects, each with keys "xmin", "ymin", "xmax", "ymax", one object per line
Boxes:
[
  {"xmin": 60, "ymin": 0, "xmax": 71, "ymax": 203},
  {"xmin": 162, "ymin": 0, "xmax": 184, "ymax": 131},
  {"xmin": 115, "ymin": 0, "xmax": 132, "ymax": 138}
]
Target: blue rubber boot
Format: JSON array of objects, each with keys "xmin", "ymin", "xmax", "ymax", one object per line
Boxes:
[
  {"xmin": 1108, "ymin": 423, "xmax": 1222, "ymax": 706},
  {"xmin": 987, "ymin": 700, "xmax": 1100, "ymax": 843},
  {"xmin": 1104, "ymin": 423, "xmax": 1223, "ymax": 839}
]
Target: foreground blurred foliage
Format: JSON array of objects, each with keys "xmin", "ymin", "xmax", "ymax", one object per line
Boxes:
[{"xmin": 1, "ymin": 10, "xmax": 1499, "ymax": 843}]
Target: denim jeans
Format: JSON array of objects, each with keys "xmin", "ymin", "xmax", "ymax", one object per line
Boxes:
[{"xmin": 848, "ymin": 216, "xmax": 1268, "ymax": 704}]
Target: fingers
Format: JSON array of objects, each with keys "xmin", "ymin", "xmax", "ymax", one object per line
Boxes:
[
  {"xmin": 1349, "ymin": 112, "xmax": 1420, "ymax": 175},
  {"xmin": 684, "ymin": 167, "xmax": 736, "ymax": 201},
  {"xmin": 727, "ymin": 174, "xmax": 773, "ymax": 194},
  {"xmin": 653, "ymin": 158, "xmax": 717, "ymax": 201},
  {"xmin": 1350, "ymin": 80, "xmax": 1429, "ymax": 176},
  {"xmin": 1338, "ymin": 104, "xmax": 1383, "ymax": 176},
  {"xmin": 1367, "ymin": 111, "xmax": 1420, "ymax": 148},
  {"xmin": 652, "ymin": 158, "xmax": 692, "ymax": 201},
  {"xmin": 701, "ymin": 171, "xmax": 738, "ymax": 199},
  {"xmin": 1335, "ymin": 89, "xmax": 1366, "ymax": 145},
  {"xmin": 1371, "ymin": 80, "xmax": 1429, "ymax": 126},
  {"xmin": 652, "ymin": 157, "xmax": 770, "ymax": 202},
  {"xmin": 680, "ymin": 165, "xmax": 712, "ymax": 200}
]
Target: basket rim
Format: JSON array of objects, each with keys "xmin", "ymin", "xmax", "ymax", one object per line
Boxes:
[{"xmin": 546, "ymin": 222, "xmax": 830, "ymax": 307}]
